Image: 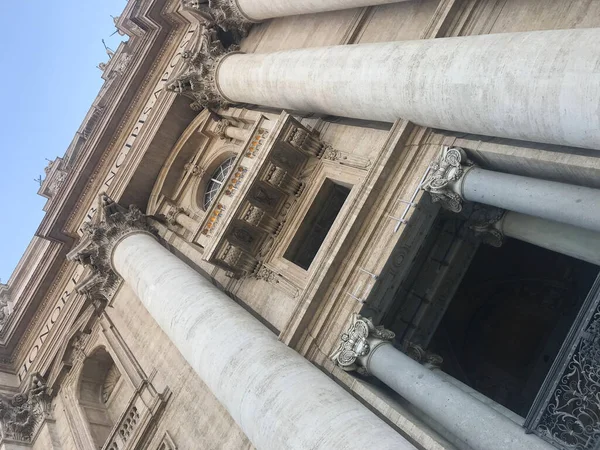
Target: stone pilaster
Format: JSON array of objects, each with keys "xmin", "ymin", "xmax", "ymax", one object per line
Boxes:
[
  {"xmin": 422, "ymin": 146, "xmax": 472, "ymax": 213},
  {"xmin": 67, "ymin": 195, "xmax": 156, "ymax": 301},
  {"xmin": 182, "ymin": 0, "xmax": 253, "ymax": 40},
  {"xmin": 167, "ymin": 25, "xmax": 239, "ymax": 111}
]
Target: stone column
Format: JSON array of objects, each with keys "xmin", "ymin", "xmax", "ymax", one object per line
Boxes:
[
  {"xmin": 70, "ymin": 196, "xmax": 414, "ymax": 450},
  {"xmin": 423, "ymin": 147, "xmax": 600, "ymax": 233},
  {"xmin": 331, "ymin": 314, "xmax": 554, "ymax": 450},
  {"xmin": 165, "ymin": 204, "xmax": 199, "ymax": 232},
  {"xmin": 214, "ymin": 119, "xmax": 251, "ymax": 142},
  {"xmin": 208, "ymin": 28, "xmax": 600, "ymax": 150},
  {"xmin": 468, "ymin": 207, "xmax": 600, "ymax": 266},
  {"xmin": 183, "ymin": 0, "xmax": 408, "ymax": 35}
]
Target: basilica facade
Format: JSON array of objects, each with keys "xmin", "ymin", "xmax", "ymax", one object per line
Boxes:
[{"xmin": 1, "ymin": 0, "xmax": 600, "ymax": 449}]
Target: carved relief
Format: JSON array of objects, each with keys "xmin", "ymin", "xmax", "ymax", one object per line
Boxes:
[
  {"xmin": 242, "ymin": 204, "xmax": 281, "ymax": 234},
  {"xmin": 331, "ymin": 314, "xmax": 395, "ymax": 374},
  {"xmin": 184, "ymin": 162, "xmax": 206, "ymax": 178},
  {"xmin": 68, "ymin": 195, "xmax": 157, "ymax": 301},
  {"xmin": 264, "ymin": 164, "xmax": 304, "ymax": 197},
  {"xmin": 0, "ymin": 375, "xmax": 51, "ymax": 442},
  {"xmin": 285, "ymin": 127, "xmax": 324, "ymax": 157},
  {"xmin": 182, "ymin": 0, "xmax": 253, "ymax": 39},
  {"xmin": 322, "ymin": 147, "xmax": 372, "ymax": 170},
  {"xmin": 422, "ymin": 147, "xmax": 472, "ymax": 213},
  {"xmin": 167, "ymin": 25, "xmax": 239, "ymax": 111}
]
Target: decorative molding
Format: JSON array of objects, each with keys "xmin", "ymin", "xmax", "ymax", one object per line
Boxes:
[
  {"xmin": 0, "ymin": 374, "xmax": 51, "ymax": 442},
  {"xmin": 330, "ymin": 313, "xmax": 395, "ymax": 375},
  {"xmin": 182, "ymin": 0, "xmax": 253, "ymax": 39},
  {"xmin": 67, "ymin": 195, "xmax": 157, "ymax": 301},
  {"xmin": 167, "ymin": 25, "xmax": 239, "ymax": 111},
  {"xmin": 322, "ymin": 147, "xmax": 372, "ymax": 170},
  {"xmin": 422, "ymin": 146, "xmax": 472, "ymax": 213}
]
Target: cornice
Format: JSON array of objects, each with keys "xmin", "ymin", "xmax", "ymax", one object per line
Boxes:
[{"xmin": 64, "ymin": 22, "xmax": 189, "ymax": 237}]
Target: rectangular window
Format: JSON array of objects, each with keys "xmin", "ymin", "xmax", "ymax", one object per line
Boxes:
[{"xmin": 284, "ymin": 179, "xmax": 351, "ymax": 270}]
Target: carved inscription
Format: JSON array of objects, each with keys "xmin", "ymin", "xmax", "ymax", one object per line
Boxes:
[{"xmin": 78, "ymin": 26, "xmax": 198, "ymax": 234}]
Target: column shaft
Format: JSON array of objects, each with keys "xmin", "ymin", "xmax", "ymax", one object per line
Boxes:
[
  {"xmin": 216, "ymin": 29, "xmax": 600, "ymax": 150},
  {"xmin": 366, "ymin": 343, "xmax": 553, "ymax": 450},
  {"xmin": 224, "ymin": 125, "xmax": 251, "ymax": 141},
  {"xmin": 112, "ymin": 233, "xmax": 414, "ymax": 450},
  {"xmin": 458, "ymin": 168, "xmax": 600, "ymax": 233},
  {"xmin": 500, "ymin": 212, "xmax": 600, "ymax": 266},
  {"xmin": 174, "ymin": 212, "xmax": 198, "ymax": 231},
  {"xmin": 237, "ymin": 0, "xmax": 407, "ymax": 22}
]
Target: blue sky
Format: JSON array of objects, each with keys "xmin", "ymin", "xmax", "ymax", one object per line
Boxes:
[{"xmin": 0, "ymin": 1, "xmax": 127, "ymax": 282}]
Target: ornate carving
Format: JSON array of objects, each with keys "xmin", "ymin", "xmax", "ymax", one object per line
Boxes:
[
  {"xmin": 242, "ymin": 205, "xmax": 281, "ymax": 234},
  {"xmin": 165, "ymin": 205, "xmax": 187, "ymax": 227},
  {"xmin": 403, "ymin": 342, "xmax": 443, "ymax": 370},
  {"xmin": 102, "ymin": 364, "xmax": 121, "ymax": 403},
  {"xmin": 285, "ymin": 127, "xmax": 324, "ymax": 157},
  {"xmin": 322, "ymin": 147, "xmax": 372, "ymax": 170},
  {"xmin": 526, "ymin": 286, "xmax": 600, "ymax": 450},
  {"xmin": 264, "ymin": 164, "xmax": 304, "ymax": 196},
  {"xmin": 184, "ymin": 161, "xmax": 206, "ymax": 177},
  {"xmin": 167, "ymin": 25, "xmax": 239, "ymax": 111},
  {"xmin": 67, "ymin": 195, "xmax": 157, "ymax": 301},
  {"xmin": 0, "ymin": 284, "xmax": 10, "ymax": 330},
  {"xmin": 465, "ymin": 204, "xmax": 506, "ymax": 248},
  {"xmin": 331, "ymin": 314, "xmax": 395, "ymax": 374},
  {"xmin": 422, "ymin": 147, "xmax": 472, "ymax": 213},
  {"xmin": 47, "ymin": 170, "xmax": 68, "ymax": 197},
  {"xmin": 113, "ymin": 53, "xmax": 133, "ymax": 75},
  {"xmin": 0, "ymin": 375, "xmax": 51, "ymax": 442},
  {"xmin": 213, "ymin": 118, "xmax": 232, "ymax": 140},
  {"xmin": 182, "ymin": 0, "xmax": 253, "ymax": 39}
]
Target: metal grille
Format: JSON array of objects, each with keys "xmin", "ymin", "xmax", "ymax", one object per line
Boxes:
[{"xmin": 525, "ymin": 275, "xmax": 600, "ymax": 450}]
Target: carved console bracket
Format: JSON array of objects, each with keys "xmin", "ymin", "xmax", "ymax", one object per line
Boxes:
[
  {"xmin": 182, "ymin": 0, "xmax": 254, "ymax": 39},
  {"xmin": 67, "ymin": 195, "xmax": 157, "ymax": 301},
  {"xmin": 167, "ymin": 25, "xmax": 240, "ymax": 111},
  {"xmin": 330, "ymin": 314, "xmax": 395, "ymax": 375},
  {"xmin": 422, "ymin": 147, "xmax": 473, "ymax": 213}
]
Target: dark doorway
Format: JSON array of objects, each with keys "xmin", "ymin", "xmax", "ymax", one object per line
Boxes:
[
  {"xmin": 284, "ymin": 179, "xmax": 351, "ymax": 270},
  {"xmin": 430, "ymin": 238, "xmax": 599, "ymax": 417}
]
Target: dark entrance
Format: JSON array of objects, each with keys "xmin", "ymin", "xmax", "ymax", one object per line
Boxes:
[{"xmin": 429, "ymin": 238, "xmax": 599, "ymax": 417}]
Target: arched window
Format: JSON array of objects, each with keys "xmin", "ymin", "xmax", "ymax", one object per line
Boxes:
[
  {"xmin": 203, "ymin": 156, "xmax": 235, "ymax": 209},
  {"xmin": 78, "ymin": 348, "xmax": 132, "ymax": 448}
]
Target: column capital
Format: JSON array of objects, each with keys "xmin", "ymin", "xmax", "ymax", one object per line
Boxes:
[
  {"xmin": 167, "ymin": 25, "xmax": 239, "ymax": 111},
  {"xmin": 465, "ymin": 204, "xmax": 506, "ymax": 247},
  {"xmin": 330, "ymin": 314, "xmax": 395, "ymax": 375},
  {"xmin": 67, "ymin": 195, "xmax": 156, "ymax": 300},
  {"xmin": 182, "ymin": 1, "xmax": 254, "ymax": 39},
  {"xmin": 422, "ymin": 146, "xmax": 473, "ymax": 213},
  {"xmin": 0, "ymin": 374, "xmax": 51, "ymax": 443}
]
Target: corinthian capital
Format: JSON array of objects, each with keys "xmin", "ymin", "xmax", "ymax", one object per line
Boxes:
[
  {"xmin": 422, "ymin": 147, "xmax": 473, "ymax": 213},
  {"xmin": 182, "ymin": 0, "xmax": 253, "ymax": 39},
  {"xmin": 330, "ymin": 314, "xmax": 395, "ymax": 375},
  {"xmin": 67, "ymin": 195, "xmax": 156, "ymax": 300},
  {"xmin": 167, "ymin": 25, "xmax": 239, "ymax": 111}
]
